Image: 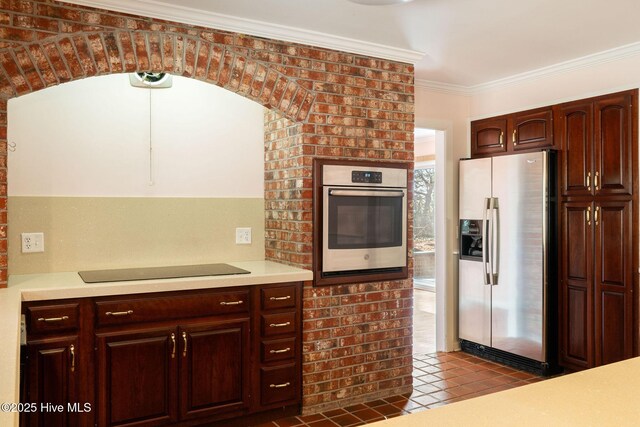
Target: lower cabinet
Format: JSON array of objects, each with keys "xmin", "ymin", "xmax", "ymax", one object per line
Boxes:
[
  {"xmin": 26, "ymin": 336, "xmax": 79, "ymax": 427},
  {"xmin": 560, "ymin": 200, "xmax": 634, "ymax": 370},
  {"xmin": 23, "ymin": 282, "xmax": 302, "ymax": 427},
  {"xmin": 96, "ymin": 327, "xmax": 178, "ymax": 426}
]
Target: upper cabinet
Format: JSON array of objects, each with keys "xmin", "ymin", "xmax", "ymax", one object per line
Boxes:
[
  {"xmin": 556, "ymin": 90, "xmax": 636, "ymax": 198},
  {"xmin": 471, "ymin": 117, "xmax": 508, "ymax": 157},
  {"xmin": 471, "ymin": 107, "xmax": 554, "ymax": 158}
]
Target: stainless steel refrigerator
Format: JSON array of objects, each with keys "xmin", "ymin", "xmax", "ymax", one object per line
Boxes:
[{"xmin": 458, "ymin": 151, "xmax": 557, "ymax": 373}]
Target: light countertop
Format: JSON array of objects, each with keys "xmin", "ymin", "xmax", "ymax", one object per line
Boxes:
[
  {"xmin": 369, "ymin": 356, "xmax": 640, "ymax": 426},
  {"xmin": 0, "ymin": 260, "xmax": 312, "ymax": 427}
]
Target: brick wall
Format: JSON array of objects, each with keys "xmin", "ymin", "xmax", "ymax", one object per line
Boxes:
[{"xmin": 0, "ymin": 0, "xmax": 415, "ymax": 413}]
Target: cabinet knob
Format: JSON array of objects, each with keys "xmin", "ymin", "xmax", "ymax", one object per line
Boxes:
[
  {"xmin": 595, "ymin": 171, "xmax": 600, "ymax": 191},
  {"xmin": 586, "ymin": 172, "xmax": 591, "ymax": 190},
  {"xmin": 499, "ymin": 132, "xmax": 504, "ymax": 147},
  {"xmin": 512, "ymin": 130, "xmax": 517, "ymax": 145},
  {"xmin": 586, "ymin": 206, "xmax": 591, "ymax": 226}
]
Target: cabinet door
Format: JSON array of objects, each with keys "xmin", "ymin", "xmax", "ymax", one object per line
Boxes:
[
  {"xmin": 557, "ymin": 102, "xmax": 594, "ymax": 197},
  {"xmin": 26, "ymin": 336, "xmax": 78, "ymax": 427},
  {"xmin": 594, "ymin": 92, "xmax": 634, "ymax": 197},
  {"xmin": 560, "ymin": 202, "xmax": 594, "ymax": 369},
  {"xmin": 471, "ymin": 117, "xmax": 507, "ymax": 157},
  {"xmin": 96, "ymin": 328, "xmax": 178, "ymax": 427},
  {"xmin": 179, "ymin": 319, "xmax": 250, "ymax": 420},
  {"xmin": 512, "ymin": 108, "xmax": 553, "ymax": 151},
  {"xmin": 594, "ymin": 201, "xmax": 633, "ymax": 365}
]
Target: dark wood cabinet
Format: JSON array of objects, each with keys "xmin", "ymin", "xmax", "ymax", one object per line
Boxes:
[
  {"xmin": 560, "ymin": 201, "xmax": 594, "ymax": 369},
  {"xmin": 23, "ymin": 282, "xmax": 304, "ymax": 427},
  {"xmin": 471, "ymin": 117, "xmax": 507, "ymax": 157},
  {"xmin": 512, "ymin": 108, "xmax": 554, "ymax": 151},
  {"xmin": 252, "ymin": 283, "xmax": 301, "ymax": 413},
  {"xmin": 471, "ymin": 107, "xmax": 553, "ymax": 158},
  {"xmin": 96, "ymin": 327, "xmax": 178, "ymax": 427},
  {"xmin": 26, "ymin": 336, "xmax": 79, "ymax": 427},
  {"xmin": 557, "ymin": 89, "xmax": 638, "ymax": 371},
  {"xmin": 594, "ymin": 93, "xmax": 634, "ymax": 197},
  {"xmin": 594, "ymin": 200, "xmax": 634, "ymax": 365},
  {"xmin": 179, "ymin": 319, "xmax": 250, "ymax": 420},
  {"xmin": 557, "ymin": 92, "xmax": 634, "ymax": 197}
]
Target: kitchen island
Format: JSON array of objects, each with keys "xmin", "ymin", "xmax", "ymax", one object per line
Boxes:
[
  {"xmin": 370, "ymin": 356, "xmax": 640, "ymax": 426},
  {"xmin": 0, "ymin": 260, "xmax": 312, "ymax": 427}
]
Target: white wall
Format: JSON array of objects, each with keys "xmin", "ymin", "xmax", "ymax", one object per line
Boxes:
[
  {"xmin": 414, "ymin": 88, "xmax": 470, "ymax": 352},
  {"xmin": 8, "ymin": 74, "xmax": 265, "ymax": 197}
]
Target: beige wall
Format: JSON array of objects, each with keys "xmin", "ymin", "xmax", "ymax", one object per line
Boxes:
[{"xmin": 9, "ymin": 197, "xmax": 265, "ymax": 274}]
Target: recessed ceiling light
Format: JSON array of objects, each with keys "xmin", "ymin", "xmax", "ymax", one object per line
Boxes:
[{"xmin": 348, "ymin": 0, "xmax": 414, "ymax": 5}]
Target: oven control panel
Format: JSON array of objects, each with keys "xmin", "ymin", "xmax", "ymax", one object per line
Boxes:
[{"xmin": 351, "ymin": 171, "xmax": 382, "ymax": 184}]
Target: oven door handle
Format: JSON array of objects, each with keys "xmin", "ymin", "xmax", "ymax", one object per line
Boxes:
[{"xmin": 328, "ymin": 189, "xmax": 405, "ymax": 197}]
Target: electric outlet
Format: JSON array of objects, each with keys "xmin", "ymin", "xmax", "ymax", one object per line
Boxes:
[
  {"xmin": 235, "ymin": 227, "xmax": 252, "ymax": 244},
  {"xmin": 21, "ymin": 232, "xmax": 44, "ymax": 253}
]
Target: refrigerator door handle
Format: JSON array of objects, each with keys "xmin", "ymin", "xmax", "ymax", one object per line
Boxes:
[
  {"xmin": 491, "ymin": 197, "xmax": 500, "ymax": 285},
  {"xmin": 482, "ymin": 197, "xmax": 492, "ymax": 285}
]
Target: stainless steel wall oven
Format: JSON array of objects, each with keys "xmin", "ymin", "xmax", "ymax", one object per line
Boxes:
[{"xmin": 315, "ymin": 161, "xmax": 408, "ymax": 285}]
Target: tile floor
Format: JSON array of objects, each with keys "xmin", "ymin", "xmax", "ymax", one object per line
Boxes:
[{"xmin": 259, "ymin": 351, "xmax": 544, "ymax": 427}]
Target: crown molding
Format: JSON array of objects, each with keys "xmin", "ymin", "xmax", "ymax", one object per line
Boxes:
[
  {"xmin": 58, "ymin": 0, "xmax": 424, "ymax": 64},
  {"xmin": 414, "ymin": 79, "xmax": 471, "ymax": 96},
  {"xmin": 416, "ymin": 40, "xmax": 640, "ymax": 95}
]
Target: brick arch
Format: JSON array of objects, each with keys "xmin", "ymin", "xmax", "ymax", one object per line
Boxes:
[{"xmin": 0, "ymin": 30, "xmax": 315, "ymax": 123}]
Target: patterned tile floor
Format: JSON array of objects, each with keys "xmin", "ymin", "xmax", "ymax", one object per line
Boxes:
[{"xmin": 257, "ymin": 351, "xmax": 545, "ymax": 426}]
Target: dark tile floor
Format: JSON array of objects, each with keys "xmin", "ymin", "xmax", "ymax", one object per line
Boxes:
[{"xmin": 256, "ymin": 351, "xmax": 545, "ymax": 426}]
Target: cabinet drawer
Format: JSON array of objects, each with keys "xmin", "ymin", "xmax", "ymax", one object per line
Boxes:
[
  {"xmin": 26, "ymin": 303, "xmax": 79, "ymax": 334},
  {"xmin": 261, "ymin": 337, "xmax": 296, "ymax": 363},
  {"xmin": 261, "ymin": 285, "xmax": 297, "ymax": 311},
  {"xmin": 261, "ymin": 363, "xmax": 297, "ymax": 406},
  {"xmin": 261, "ymin": 312, "xmax": 296, "ymax": 337},
  {"xmin": 96, "ymin": 289, "xmax": 249, "ymax": 327}
]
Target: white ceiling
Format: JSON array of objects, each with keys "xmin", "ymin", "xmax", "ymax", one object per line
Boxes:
[{"xmin": 64, "ymin": 0, "xmax": 640, "ymax": 89}]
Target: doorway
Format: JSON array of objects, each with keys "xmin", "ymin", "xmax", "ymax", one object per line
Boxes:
[{"xmin": 413, "ymin": 128, "xmax": 437, "ymax": 355}]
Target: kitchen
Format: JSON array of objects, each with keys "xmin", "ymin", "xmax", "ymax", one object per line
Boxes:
[{"xmin": 1, "ymin": 0, "xmax": 640, "ymax": 426}]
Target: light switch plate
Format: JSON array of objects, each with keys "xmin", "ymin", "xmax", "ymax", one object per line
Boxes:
[
  {"xmin": 235, "ymin": 228, "xmax": 252, "ymax": 244},
  {"xmin": 21, "ymin": 232, "xmax": 44, "ymax": 253}
]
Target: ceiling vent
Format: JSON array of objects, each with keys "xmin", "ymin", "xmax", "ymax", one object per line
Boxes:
[{"xmin": 129, "ymin": 72, "xmax": 173, "ymax": 88}]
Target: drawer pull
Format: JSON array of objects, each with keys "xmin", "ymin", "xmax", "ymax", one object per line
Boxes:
[
  {"xmin": 171, "ymin": 333, "xmax": 176, "ymax": 359},
  {"xmin": 269, "ymin": 322, "xmax": 291, "ymax": 328},
  {"xmin": 269, "ymin": 382, "xmax": 291, "ymax": 389},
  {"xmin": 270, "ymin": 347, "xmax": 291, "ymax": 354},
  {"xmin": 37, "ymin": 316, "xmax": 69, "ymax": 323},
  {"xmin": 269, "ymin": 295, "xmax": 291, "ymax": 301},
  {"xmin": 106, "ymin": 310, "xmax": 134, "ymax": 317},
  {"xmin": 70, "ymin": 345, "xmax": 75, "ymax": 372},
  {"xmin": 220, "ymin": 300, "xmax": 244, "ymax": 306},
  {"xmin": 182, "ymin": 331, "xmax": 188, "ymax": 357}
]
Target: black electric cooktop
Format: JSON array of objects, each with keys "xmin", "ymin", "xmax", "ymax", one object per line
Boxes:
[{"xmin": 78, "ymin": 263, "xmax": 250, "ymax": 283}]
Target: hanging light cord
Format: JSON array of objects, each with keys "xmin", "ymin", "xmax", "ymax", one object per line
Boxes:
[{"xmin": 148, "ymin": 88, "xmax": 154, "ymax": 186}]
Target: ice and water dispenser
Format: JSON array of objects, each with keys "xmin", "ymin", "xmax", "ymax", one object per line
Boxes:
[{"xmin": 459, "ymin": 219, "xmax": 483, "ymax": 261}]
